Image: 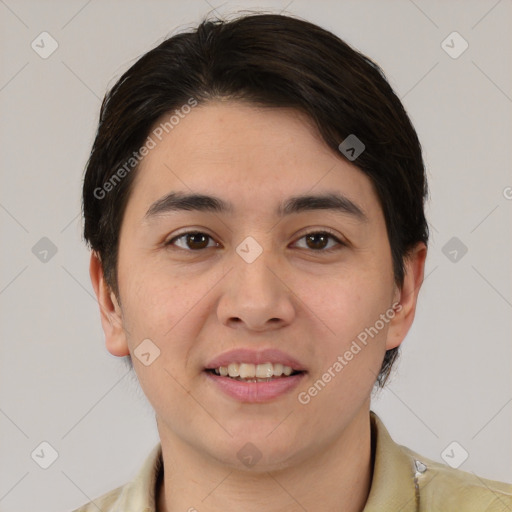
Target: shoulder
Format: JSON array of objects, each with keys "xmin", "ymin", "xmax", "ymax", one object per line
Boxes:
[
  {"xmin": 69, "ymin": 442, "xmax": 163, "ymax": 512},
  {"xmin": 368, "ymin": 411, "xmax": 512, "ymax": 511},
  {"xmin": 70, "ymin": 484, "xmax": 124, "ymax": 512},
  {"xmin": 400, "ymin": 444, "xmax": 512, "ymax": 511}
]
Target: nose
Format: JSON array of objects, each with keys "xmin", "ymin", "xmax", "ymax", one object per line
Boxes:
[{"xmin": 216, "ymin": 246, "xmax": 296, "ymax": 333}]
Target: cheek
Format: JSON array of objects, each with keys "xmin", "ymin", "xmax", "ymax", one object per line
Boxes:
[
  {"xmin": 298, "ymin": 268, "xmax": 393, "ymax": 391},
  {"xmin": 297, "ymin": 284, "xmax": 391, "ymax": 418},
  {"xmin": 118, "ymin": 269, "xmax": 206, "ymax": 409},
  {"xmin": 120, "ymin": 259, "xmax": 206, "ymax": 334},
  {"xmin": 303, "ymin": 269, "xmax": 392, "ymax": 342}
]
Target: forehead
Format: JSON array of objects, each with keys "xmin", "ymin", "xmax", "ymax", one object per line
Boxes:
[{"xmin": 128, "ymin": 101, "xmax": 379, "ymax": 218}]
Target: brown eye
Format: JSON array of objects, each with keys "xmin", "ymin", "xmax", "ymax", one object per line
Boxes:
[
  {"xmin": 305, "ymin": 233, "xmax": 330, "ymax": 250},
  {"xmin": 166, "ymin": 231, "xmax": 217, "ymax": 251},
  {"xmin": 294, "ymin": 231, "xmax": 344, "ymax": 252}
]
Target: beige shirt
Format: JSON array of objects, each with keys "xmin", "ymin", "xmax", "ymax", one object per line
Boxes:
[{"xmin": 72, "ymin": 411, "xmax": 512, "ymax": 511}]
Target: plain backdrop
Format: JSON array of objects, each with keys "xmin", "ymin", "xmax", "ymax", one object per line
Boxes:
[{"xmin": 0, "ymin": 1, "xmax": 511, "ymax": 511}]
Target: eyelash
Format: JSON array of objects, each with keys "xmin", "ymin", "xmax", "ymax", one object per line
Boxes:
[{"xmin": 165, "ymin": 230, "xmax": 345, "ymax": 254}]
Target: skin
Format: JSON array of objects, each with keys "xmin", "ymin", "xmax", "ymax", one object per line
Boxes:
[{"xmin": 90, "ymin": 100, "xmax": 426, "ymax": 512}]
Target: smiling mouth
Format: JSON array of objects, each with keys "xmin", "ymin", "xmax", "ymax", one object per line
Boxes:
[{"xmin": 205, "ymin": 362, "xmax": 304, "ymax": 382}]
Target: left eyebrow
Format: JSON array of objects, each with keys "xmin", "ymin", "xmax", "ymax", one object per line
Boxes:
[{"xmin": 144, "ymin": 191, "xmax": 367, "ymax": 222}]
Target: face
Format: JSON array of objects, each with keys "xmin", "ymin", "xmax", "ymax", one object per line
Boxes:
[{"xmin": 91, "ymin": 100, "xmax": 425, "ymax": 471}]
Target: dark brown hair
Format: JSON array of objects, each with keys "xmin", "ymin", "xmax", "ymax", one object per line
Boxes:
[{"xmin": 82, "ymin": 13, "xmax": 428, "ymax": 387}]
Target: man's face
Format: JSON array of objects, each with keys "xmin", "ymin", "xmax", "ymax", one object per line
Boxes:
[{"xmin": 101, "ymin": 101, "xmax": 411, "ymax": 469}]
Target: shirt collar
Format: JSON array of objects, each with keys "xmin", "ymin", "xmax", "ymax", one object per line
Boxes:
[
  {"xmin": 111, "ymin": 442, "xmax": 162, "ymax": 512},
  {"xmin": 363, "ymin": 411, "xmax": 419, "ymax": 511},
  {"xmin": 114, "ymin": 411, "xmax": 419, "ymax": 511}
]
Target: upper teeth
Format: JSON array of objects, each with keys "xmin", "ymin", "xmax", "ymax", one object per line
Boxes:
[{"xmin": 214, "ymin": 362, "xmax": 294, "ymax": 378}]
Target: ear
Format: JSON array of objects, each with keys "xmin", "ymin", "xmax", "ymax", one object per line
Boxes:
[
  {"xmin": 386, "ymin": 242, "xmax": 427, "ymax": 350},
  {"xmin": 89, "ymin": 251, "xmax": 130, "ymax": 357}
]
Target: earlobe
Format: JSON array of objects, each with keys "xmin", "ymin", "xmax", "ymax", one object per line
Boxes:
[
  {"xmin": 89, "ymin": 252, "xmax": 130, "ymax": 357},
  {"xmin": 386, "ymin": 243, "xmax": 427, "ymax": 350}
]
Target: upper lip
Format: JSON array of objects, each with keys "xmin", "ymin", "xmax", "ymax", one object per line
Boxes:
[{"xmin": 205, "ymin": 348, "xmax": 307, "ymax": 372}]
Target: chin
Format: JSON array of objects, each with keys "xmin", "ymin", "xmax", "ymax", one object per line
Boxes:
[{"xmin": 200, "ymin": 429, "xmax": 306, "ymax": 472}]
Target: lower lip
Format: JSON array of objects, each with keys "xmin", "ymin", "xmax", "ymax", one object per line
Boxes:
[{"xmin": 204, "ymin": 371, "xmax": 306, "ymax": 403}]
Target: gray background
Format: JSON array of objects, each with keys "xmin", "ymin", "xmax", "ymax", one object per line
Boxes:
[{"xmin": 0, "ymin": 0, "xmax": 511, "ymax": 510}]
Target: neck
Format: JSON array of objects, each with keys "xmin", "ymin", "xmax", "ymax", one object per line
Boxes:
[{"xmin": 156, "ymin": 407, "xmax": 373, "ymax": 512}]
